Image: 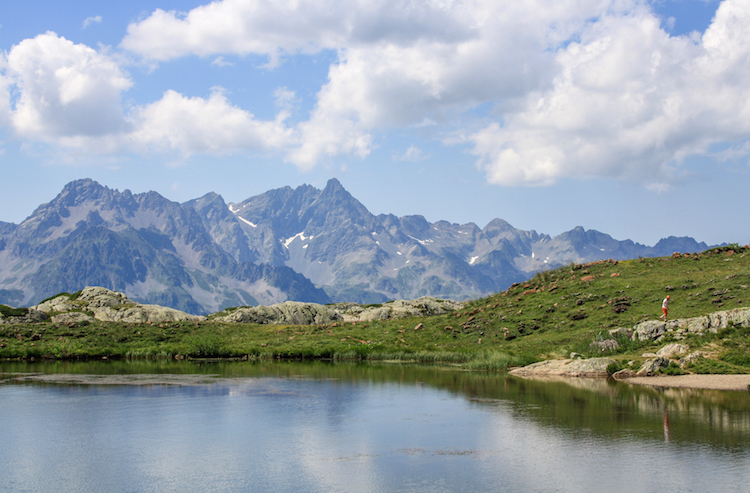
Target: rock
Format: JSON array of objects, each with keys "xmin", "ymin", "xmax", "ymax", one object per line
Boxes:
[
  {"xmin": 656, "ymin": 343, "xmax": 688, "ymax": 358},
  {"xmin": 570, "ymin": 352, "xmax": 581, "ymax": 359},
  {"xmin": 213, "ymin": 302, "xmax": 342, "ymax": 325},
  {"xmin": 633, "ymin": 320, "xmax": 666, "ymax": 341},
  {"xmin": 509, "ymin": 357, "xmax": 616, "ymax": 378},
  {"xmin": 77, "ymin": 287, "xmax": 130, "ymax": 309},
  {"xmin": 612, "ymin": 369, "xmax": 636, "ymax": 380},
  {"xmin": 216, "ymin": 296, "xmax": 465, "ymax": 325},
  {"xmin": 608, "ymin": 327, "xmax": 633, "ymax": 339},
  {"xmin": 332, "ymin": 297, "xmax": 464, "ymax": 322},
  {"xmin": 34, "ymin": 287, "xmax": 204, "ymax": 324},
  {"xmin": 51, "ymin": 312, "xmax": 96, "ymax": 324},
  {"xmin": 636, "ymin": 357, "xmax": 670, "ymax": 376},
  {"xmin": 679, "ymin": 351, "xmax": 706, "ymax": 367},
  {"xmin": 589, "ymin": 339, "xmax": 620, "ymax": 352},
  {"xmin": 33, "ymin": 295, "xmax": 79, "ymax": 314},
  {"xmin": 0, "ymin": 308, "xmax": 49, "ymax": 325},
  {"xmin": 94, "ymin": 304, "xmax": 204, "ymax": 324}
]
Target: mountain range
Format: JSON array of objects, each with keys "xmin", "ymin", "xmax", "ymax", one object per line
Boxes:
[{"xmin": 0, "ymin": 178, "xmax": 712, "ymax": 314}]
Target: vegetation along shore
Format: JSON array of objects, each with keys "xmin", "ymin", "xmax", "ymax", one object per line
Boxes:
[{"xmin": 1, "ymin": 245, "xmax": 749, "ymax": 382}]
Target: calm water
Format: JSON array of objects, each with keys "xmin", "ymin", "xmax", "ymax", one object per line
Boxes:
[{"xmin": 1, "ymin": 361, "xmax": 749, "ymax": 493}]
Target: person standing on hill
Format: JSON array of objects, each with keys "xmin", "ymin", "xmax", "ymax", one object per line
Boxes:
[{"xmin": 660, "ymin": 295, "xmax": 670, "ymax": 321}]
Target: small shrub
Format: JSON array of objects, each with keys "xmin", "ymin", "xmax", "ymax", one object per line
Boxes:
[{"xmin": 606, "ymin": 361, "xmax": 623, "ymax": 375}]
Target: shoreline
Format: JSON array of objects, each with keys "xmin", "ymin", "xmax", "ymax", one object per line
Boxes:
[{"xmin": 623, "ymin": 374, "xmax": 750, "ymax": 392}]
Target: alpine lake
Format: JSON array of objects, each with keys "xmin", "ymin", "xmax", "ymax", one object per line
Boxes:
[{"xmin": 1, "ymin": 360, "xmax": 749, "ymax": 493}]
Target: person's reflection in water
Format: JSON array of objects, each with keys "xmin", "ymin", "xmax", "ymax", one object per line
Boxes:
[{"xmin": 663, "ymin": 408, "xmax": 671, "ymax": 443}]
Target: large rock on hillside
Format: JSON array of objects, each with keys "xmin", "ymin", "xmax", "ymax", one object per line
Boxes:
[
  {"xmin": 330, "ymin": 297, "xmax": 465, "ymax": 322},
  {"xmin": 213, "ymin": 302, "xmax": 342, "ymax": 325},
  {"xmin": 633, "ymin": 307, "xmax": 750, "ymax": 340},
  {"xmin": 33, "ymin": 287, "xmax": 205, "ymax": 324},
  {"xmin": 0, "ymin": 308, "xmax": 49, "ymax": 325},
  {"xmin": 212, "ymin": 296, "xmax": 465, "ymax": 325}
]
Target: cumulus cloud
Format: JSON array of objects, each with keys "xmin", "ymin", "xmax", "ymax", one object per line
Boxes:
[
  {"xmin": 469, "ymin": 0, "xmax": 750, "ymax": 187},
  {"xmin": 5, "ymin": 32, "xmax": 132, "ymax": 142},
  {"xmin": 129, "ymin": 88, "xmax": 294, "ymax": 156},
  {"xmin": 3, "ymin": 0, "xmax": 750, "ymax": 188},
  {"xmin": 120, "ymin": 0, "xmax": 476, "ymax": 63},
  {"xmin": 0, "ymin": 32, "xmax": 295, "ymax": 158}
]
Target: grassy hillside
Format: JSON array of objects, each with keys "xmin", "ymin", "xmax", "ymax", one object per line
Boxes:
[{"xmin": 1, "ymin": 245, "xmax": 749, "ymax": 373}]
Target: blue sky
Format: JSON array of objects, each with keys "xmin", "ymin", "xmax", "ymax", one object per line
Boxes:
[{"xmin": 1, "ymin": 0, "xmax": 748, "ymax": 246}]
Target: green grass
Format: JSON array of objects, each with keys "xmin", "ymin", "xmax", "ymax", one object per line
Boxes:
[{"xmin": 1, "ymin": 246, "xmax": 749, "ymax": 373}]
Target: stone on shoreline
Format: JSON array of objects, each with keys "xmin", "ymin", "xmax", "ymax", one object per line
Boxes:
[{"xmin": 509, "ymin": 357, "xmax": 616, "ymax": 378}]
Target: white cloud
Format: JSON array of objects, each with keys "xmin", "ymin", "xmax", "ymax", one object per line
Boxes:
[
  {"xmin": 0, "ymin": 32, "xmax": 295, "ymax": 159},
  {"xmin": 5, "ymin": 32, "xmax": 132, "ymax": 142},
  {"xmin": 120, "ymin": 0, "xmax": 476, "ymax": 63},
  {"xmin": 470, "ymin": 0, "xmax": 750, "ymax": 187},
  {"xmin": 129, "ymin": 88, "xmax": 295, "ymax": 156},
  {"xmin": 3, "ymin": 0, "xmax": 750, "ymax": 188},
  {"xmin": 82, "ymin": 16, "xmax": 102, "ymax": 29}
]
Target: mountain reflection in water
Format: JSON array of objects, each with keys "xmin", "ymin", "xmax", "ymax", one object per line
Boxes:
[{"xmin": 1, "ymin": 360, "xmax": 749, "ymax": 493}]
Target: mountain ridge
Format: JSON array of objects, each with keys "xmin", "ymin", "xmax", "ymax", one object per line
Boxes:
[{"xmin": 0, "ymin": 178, "xmax": 715, "ymax": 312}]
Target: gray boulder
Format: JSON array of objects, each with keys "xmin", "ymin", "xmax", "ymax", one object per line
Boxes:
[
  {"xmin": 51, "ymin": 312, "xmax": 96, "ymax": 324},
  {"xmin": 214, "ymin": 296, "xmax": 464, "ymax": 325},
  {"xmin": 656, "ymin": 343, "xmax": 688, "ymax": 358},
  {"xmin": 0, "ymin": 308, "xmax": 49, "ymax": 325},
  {"xmin": 34, "ymin": 287, "xmax": 204, "ymax": 324},
  {"xmin": 509, "ymin": 357, "xmax": 616, "ymax": 378},
  {"xmin": 331, "ymin": 297, "xmax": 464, "ymax": 322},
  {"xmin": 214, "ymin": 302, "xmax": 342, "ymax": 325},
  {"xmin": 633, "ymin": 320, "xmax": 667, "ymax": 341},
  {"xmin": 636, "ymin": 357, "xmax": 670, "ymax": 376},
  {"xmin": 679, "ymin": 351, "xmax": 706, "ymax": 368},
  {"xmin": 93, "ymin": 304, "xmax": 205, "ymax": 324}
]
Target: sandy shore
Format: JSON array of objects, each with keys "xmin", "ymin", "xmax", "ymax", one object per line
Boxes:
[{"xmin": 623, "ymin": 374, "xmax": 750, "ymax": 392}]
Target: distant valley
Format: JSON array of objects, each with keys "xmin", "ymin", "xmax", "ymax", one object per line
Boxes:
[{"xmin": 0, "ymin": 178, "xmax": 713, "ymax": 314}]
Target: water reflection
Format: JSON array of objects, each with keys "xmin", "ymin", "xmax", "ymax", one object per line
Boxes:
[{"xmin": 1, "ymin": 361, "xmax": 749, "ymax": 492}]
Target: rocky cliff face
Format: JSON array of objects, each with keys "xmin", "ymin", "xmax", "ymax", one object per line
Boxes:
[{"xmin": 0, "ymin": 178, "xmax": 715, "ymax": 312}]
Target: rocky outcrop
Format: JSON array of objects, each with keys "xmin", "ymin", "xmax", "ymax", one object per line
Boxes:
[
  {"xmin": 656, "ymin": 343, "xmax": 688, "ymax": 358},
  {"xmin": 50, "ymin": 312, "xmax": 96, "ymax": 324},
  {"xmin": 509, "ymin": 357, "xmax": 616, "ymax": 378},
  {"xmin": 636, "ymin": 357, "xmax": 670, "ymax": 376},
  {"xmin": 212, "ymin": 302, "xmax": 343, "ymax": 325},
  {"xmin": 32, "ymin": 287, "xmax": 205, "ymax": 324},
  {"xmin": 0, "ymin": 308, "xmax": 49, "ymax": 325},
  {"xmin": 329, "ymin": 297, "xmax": 465, "ymax": 322},
  {"xmin": 212, "ymin": 296, "xmax": 465, "ymax": 325},
  {"xmin": 622, "ymin": 307, "xmax": 750, "ymax": 341}
]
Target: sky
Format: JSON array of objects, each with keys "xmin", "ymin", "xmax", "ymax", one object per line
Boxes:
[{"xmin": 1, "ymin": 0, "xmax": 748, "ymax": 247}]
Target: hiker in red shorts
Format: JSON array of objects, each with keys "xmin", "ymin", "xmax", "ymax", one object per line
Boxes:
[{"xmin": 660, "ymin": 295, "xmax": 670, "ymax": 321}]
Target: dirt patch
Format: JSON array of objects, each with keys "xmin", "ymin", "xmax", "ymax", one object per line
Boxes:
[{"xmin": 624, "ymin": 374, "xmax": 750, "ymax": 392}]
